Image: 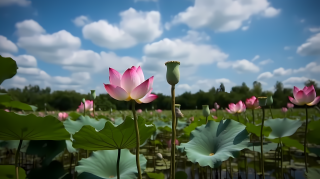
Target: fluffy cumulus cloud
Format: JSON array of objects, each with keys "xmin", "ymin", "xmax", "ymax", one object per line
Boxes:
[
  {"xmin": 293, "ymin": 62, "xmax": 320, "ymax": 74},
  {"xmin": 167, "ymin": 0, "xmax": 280, "ymax": 32},
  {"xmin": 257, "ymin": 72, "xmax": 273, "ymax": 80},
  {"xmin": 297, "ymin": 33, "xmax": 320, "ymax": 56},
  {"xmin": 259, "ymin": 59, "xmax": 273, "ymax": 65},
  {"xmin": 283, "ymin": 77, "xmax": 320, "ymax": 85},
  {"xmin": 217, "ymin": 59, "xmax": 259, "ymax": 73},
  {"xmin": 72, "ymin": 16, "xmax": 91, "ymax": 27},
  {"xmin": 181, "ymin": 30, "xmax": 210, "ymax": 43},
  {"xmin": 82, "ymin": 8, "xmax": 162, "ymax": 49},
  {"xmin": 309, "ymin": 27, "xmax": 320, "ymax": 33},
  {"xmin": 15, "ymin": 19, "xmax": 46, "ymax": 37},
  {"xmin": 273, "ymin": 67, "xmax": 292, "ymax": 76},
  {"xmin": 0, "ymin": 35, "xmax": 18, "ymax": 53},
  {"xmin": 0, "ymin": 0, "xmax": 31, "ymax": 6}
]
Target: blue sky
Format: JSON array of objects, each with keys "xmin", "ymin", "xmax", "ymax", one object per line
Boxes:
[{"xmin": 0, "ymin": 0, "xmax": 319, "ymax": 96}]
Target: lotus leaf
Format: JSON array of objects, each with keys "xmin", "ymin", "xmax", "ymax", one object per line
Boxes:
[
  {"xmin": 0, "ymin": 55, "xmax": 18, "ymax": 85},
  {"xmin": 305, "ymin": 168, "xmax": 320, "ymax": 179},
  {"xmin": 245, "ymin": 123, "xmax": 272, "ymax": 137},
  {"xmin": 147, "ymin": 173, "xmax": 165, "ymax": 179},
  {"xmin": 72, "ymin": 116, "xmax": 155, "ymax": 150},
  {"xmin": 175, "ymin": 171, "xmax": 187, "ymax": 179},
  {"xmin": 179, "ymin": 119, "xmax": 250, "ymax": 168},
  {"xmin": 264, "ymin": 118, "xmax": 302, "ymax": 139},
  {"xmin": 75, "ymin": 149, "xmax": 147, "ymax": 179},
  {"xmin": 63, "ymin": 115, "xmax": 108, "ymax": 135},
  {"xmin": 1, "ymin": 101, "xmax": 37, "ymax": 111},
  {"xmin": 309, "ymin": 148, "xmax": 320, "ymax": 157},
  {"xmin": 0, "ymin": 165, "xmax": 26, "ymax": 179},
  {"xmin": 0, "ymin": 110, "xmax": 70, "ymax": 140},
  {"xmin": 183, "ymin": 118, "xmax": 206, "ymax": 137},
  {"xmin": 268, "ymin": 137, "xmax": 309, "ymax": 152},
  {"xmin": 114, "ymin": 117, "xmax": 124, "ymax": 126},
  {"xmin": 247, "ymin": 142, "xmax": 278, "ymax": 153},
  {"xmin": 68, "ymin": 112, "xmax": 82, "ymax": 121},
  {"xmin": 0, "ymin": 93, "xmax": 11, "ymax": 103}
]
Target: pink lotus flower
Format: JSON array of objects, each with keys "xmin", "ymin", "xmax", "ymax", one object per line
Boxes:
[
  {"xmin": 77, "ymin": 100, "xmax": 93, "ymax": 113},
  {"xmin": 245, "ymin": 96, "xmax": 260, "ymax": 109},
  {"xmin": 167, "ymin": 139, "xmax": 179, "ymax": 149},
  {"xmin": 90, "ymin": 113, "xmax": 94, "ymax": 117},
  {"xmin": 156, "ymin": 109, "xmax": 162, "ymax": 113},
  {"xmin": 288, "ymin": 85, "xmax": 320, "ymax": 106},
  {"xmin": 4, "ymin": 109, "xmax": 9, "ymax": 112},
  {"xmin": 104, "ymin": 66, "xmax": 158, "ymax": 104},
  {"xmin": 226, "ymin": 101, "xmax": 246, "ymax": 114},
  {"xmin": 212, "ymin": 115, "xmax": 218, "ymax": 120},
  {"xmin": 282, "ymin": 107, "xmax": 288, "ymax": 113},
  {"xmin": 214, "ymin": 102, "xmax": 220, "ymax": 109},
  {"xmin": 287, "ymin": 103, "xmax": 294, "ymax": 108},
  {"xmin": 137, "ymin": 109, "xmax": 142, "ymax": 113},
  {"xmin": 210, "ymin": 108, "xmax": 216, "ymax": 112},
  {"xmin": 38, "ymin": 112, "xmax": 45, "ymax": 117},
  {"xmin": 58, "ymin": 112, "xmax": 68, "ymax": 121}
]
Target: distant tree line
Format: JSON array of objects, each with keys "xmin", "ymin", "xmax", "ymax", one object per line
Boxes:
[{"xmin": 1, "ymin": 80, "xmax": 319, "ymax": 111}]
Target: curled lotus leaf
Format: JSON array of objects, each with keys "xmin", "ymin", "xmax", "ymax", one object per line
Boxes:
[
  {"xmin": 76, "ymin": 149, "xmax": 147, "ymax": 179},
  {"xmin": 72, "ymin": 116, "xmax": 155, "ymax": 150},
  {"xmin": 264, "ymin": 118, "xmax": 302, "ymax": 139},
  {"xmin": 0, "ymin": 55, "xmax": 18, "ymax": 85},
  {"xmin": 63, "ymin": 115, "xmax": 108, "ymax": 135},
  {"xmin": 179, "ymin": 119, "xmax": 250, "ymax": 168}
]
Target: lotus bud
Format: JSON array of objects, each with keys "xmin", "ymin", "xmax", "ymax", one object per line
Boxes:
[
  {"xmin": 202, "ymin": 105, "xmax": 210, "ymax": 117},
  {"xmin": 175, "ymin": 107, "xmax": 184, "ymax": 118},
  {"xmin": 91, "ymin": 90, "xmax": 96, "ymax": 100},
  {"xmin": 165, "ymin": 61, "xmax": 180, "ymax": 85},
  {"xmin": 175, "ymin": 104, "xmax": 181, "ymax": 109},
  {"xmin": 81, "ymin": 98, "xmax": 86, "ymax": 104},
  {"xmin": 157, "ymin": 153, "xmax": 163, "ymax": 159},
  {"xmin": 258, "ymin": 97, "xmax": 267, "ymax": 107},
  {"xmin": 266, "ymin": 96, "xmax": 273, "ymax": 106}
]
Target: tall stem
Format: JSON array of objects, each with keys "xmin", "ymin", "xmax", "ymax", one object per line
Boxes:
[
  {"xmin": 236, "ymin": 114, "xmax": 240, "ymax": 122},
  {"xmin": 304, "ymin": 106, "xmax": 309, "ymax": 173},
  {"xmin": 252, "ymin": 109, "xmax": 256, "ymax": 179},
  {"xmin": 117, "ymin": 149, "xmax": 121, "ymax": 179},
  {"xmin": 15, "ymin": 139, "xmax": 23, "ymax": 179},
  {"xmin": 206, "ymin": 116, "xmax": 208, "ymax": 124},
  {"xmin": 93, "ymin": 99, "xmax": 95, "ymax": 117},
  {"xmin": 83, "ymin": 103, "xmax": 85, "ymax": 116},
  {"xmin": 280, "ymin": 139, "xmax": 283, "ymax": 179},
  {"xmin": 252, "ymin": 109, "xmax": 255, "ymax": 125},
  {"xmin": 69, "ymin": 153, "xmax": 74, "ymax": 175},
  {"xmin": 131, "ymin": 100, "xmax": 142, "ymax": 179},
  {"xmin": 269, "ymin": 106, "xmax": 274, "ymax": 119},
  {"xmin": 260, "ymin": 107, "xmax": 265, "ymax": 179},
  {"xmin": 171, "ymin": 85, "xmax": 176, "ymax": 179}
]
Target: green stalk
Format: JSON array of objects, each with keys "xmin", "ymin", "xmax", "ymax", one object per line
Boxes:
[
  {"xmin": 69, "ymin": 153, "xmax": 74, "ymax": 175},
  {"xmin": 252, "ymin": 109, "xmax": 255, "ymax": 124},
  {"xmin": 229, "ymin": 158, "xmax": 233, "ymax": 179},
  {"xmin": 15, "ymin": 139, "xmax": 23, "ymax": 179},
  {"xmin": 117, "ymin": 149, "xmax": 121, "ymax": 179},
  {"xmin": 83, "ymin": 103, "xmax": 86, "ymax": 116},
  {"xmin": 236, "ymin": 113, "xmax": 240, "ymax": 122},
  {"xmin": 216, "ymin": 110, "xmax": 218, "ymax": 117},
  {"xmin": 260, "ymin": 107, "xmax": 265, "ymax": 179},
  {"xmin": 251, "ymin": 109, "xmax": 256, "ymax": 179},
  {"xmin": 206, "ymin": 116, "xmax": 208, "ymax": 124},
  {"xmin": 304, "ymin": 105, "xmax": 309, "ymax": 173},
  {"xmin": 170, "ymin": 85, "xmax": 177, "ymax": 179},
  {"xmin": 269, "ymin": 106, "xmax": 274, "ymax": 119},
  {"xmin": 280, "ymin": 139, "xmax": 283, "ymax": 179},
  {"xmin": 131, "ymin": 100, "xmax": 142, "ymax": 179},
  {"xmin": 93, "ymin": 99, "xmax": 95, "ymax": 117}
]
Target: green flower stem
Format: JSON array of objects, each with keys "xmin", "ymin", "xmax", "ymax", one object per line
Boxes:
[
  {"xmin": 93, "ymin": 99, "xmax": 95, "ymax": 117},
  {"xmin": 170, "ymin": 85, "xmax": 177, "ymax": 179},
  {"xmin": 304, "ymin": 105, "xmax": 309, "ymax": 173},
  {"xmin": 236, "ymin": 114, "xmax": 240, "ymax": 122},
  {"xmin": 229, "ymin": 158, "xmax": 233, "ymax": 179},
  {"xmin": 216, "ymin": 110, "xmax": 218, "ymax": 117},
  {"xmin": 251, "ymin": 109, "xmax": 256, "ymax": 179},
  {"xmin": 280, "ymin": 139, "xmax": 283, "ymax": 179},
  {"xmin": 86, "ymin": 150, "xmax": 90, "ymax": 158},
  {"xmin": 117, "ymin": 149, "xmax": 121, "ymax": 179},
  {"xmin": 15, "ymin": 139, "xmax": 23, "ymax": 179},
  {"xmin": 131, "ymin": 100, "xmax": 142, "ymax": 179},
  {"xmin": 83, "ymin": 103, "xmax": 86, "ymax": 116},
  {"xmin": 69, "ymin": 153, "xmax": 74, "ymax": 175},
  {"xmin": 260, "ymin": 107, "xmax": 265, "ymax": 179},
  {"xmin": 269, "ymin": 106, "xmax": 274, "ymax": 119},
  {"xmin": 206, "ymin": 116, "xmax": 208, "ymax": 124},
  {"xmin": 252, "ymin": 109, "xmax": 255, "ymax": 124}
]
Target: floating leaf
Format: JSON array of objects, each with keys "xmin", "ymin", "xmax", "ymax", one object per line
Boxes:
[
  {"xmin": 179, "ymin": 119, "xmax": 250, "ymax": 168},
  {"xmin": 76, "ymin": 149, "xmax": 147, "ymax": 179},
  {"xmin": 0, "ymin": 165, "xmax": 26, "ymax": 179},
  {"xmin": 183, "ymin": 118, "xmax": 206, "ymax": 137},
  {"xmin": 247, "ymin": 142, "xmax": 278, "ymax": 153},
  {"xmin": 0, "ymin": 110, "xmax": 70, "ymax": 140},
  {"xmin": 72, "ymin": 116, "xmax": 155, "ymax": 150},
  {"xmin": 245, "ymin": 123, "xmax": 272, "ymax": 137},
  {"xmin": 63, "ymin": 115, "xmax": 108, "ymax": 135},
  {"xmin": 0, "ymin": 55, "xmax": 18, "ymax": 85},
  {"xmin": 264, "ymin": 118, "xmax": 302, "ymax": 139},
  {"xmin": 267, "ymin": 137, "xmax": 308, "ymax": 152}
]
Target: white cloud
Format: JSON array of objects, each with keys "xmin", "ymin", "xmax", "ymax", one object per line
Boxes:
[
  {"xmin": 15, "ymin": 19, "xmax": 45, "ymax": 37},
  {"xmin": 293, "ymin": 62, "xmax": 320, "ymax": 74},
  {"xmin": 168, "ymin": 0, "xmax": 280, "ymax": 32},
  {"xmin": 181, "ymin": 30, "xmax": 210, "ymax": 43},
  {"xmin": 300, "ymin": 19, "xmax": 305, "ymax": 23},
  {"xmin": 251, "ymin": 55, "xmax": 260, "ymax": 61},
  {"xmin": 257, "ymin": 72, "xmax": 273, "ymax": 80},
  {"xmin": 259, "ymin": 59, "xmax": 273, "ymax": 65},
  {"xmin": 284, "ymin": 46, "xmax": 290, "ymax": 50},
  {"xmin": 232, "ymin": 59, "xmax": 260, "ymax": 73},
  {"xmin": 1, "ymin": 53, "xmax": 37, "ymax": 67},
  {"xmin": 273, "ymin": 67, "xmax": 292, "ymax": 76},
  {"xmin": 82, "ymin": 8, "xmax": 162, "ymax": 49},
  {"xmin": 72, "ymin": 16, "xmax": 91, "ymax": 27},
  {"xmin": 0, "ymin": 0, "xmax": 31, "ymax": 6},
  {"xmin": 283, "ymin": 77, "xmax": 320, "ymax": 85},
  {"xmin": 309, "ymin": 27, "xmax": 320, "ymax": 33},
  {"xmin": 297, "ymin": 33, "xmax": 320, "ymax": 56},
  {"xmin": 242, "ymin": 26, "xmax": 249, "ymax": 31},
  {"xmin": 0, "ymin": 36, "xmax": 18, "ymax": 53},
  {"xmin": 262, "ymin": 7, "xmax": 281, "ymax": 17}
]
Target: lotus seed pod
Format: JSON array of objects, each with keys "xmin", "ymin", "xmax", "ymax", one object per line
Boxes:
[
  {"xmin": 175, "ymin": 104, "xmax": 181, "ymax": 109},
  {"xmin": 202, "ymin": 105, "xmax": 210, "ymax": 117},
  {"xmin": 266, "ymin": 96, "xmax": 273, "ymax": 106},
  {"xmin": 91, "ymin": 90, "xmax": 96, "ymax": 99},
  {"xmin": 81, "ymin": 98, "xmax": 86, "ymax": 104},
  {"xmin": 156, "ymin": 153, "xmax": 163, "ymax": 159},
  {"xmin": 165, "ymin": 61, "xmax": 180, "ymax": 85}
]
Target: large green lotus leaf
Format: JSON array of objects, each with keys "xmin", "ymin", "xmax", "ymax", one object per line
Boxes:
[
  {"xmin": 183, "ymin": 118, "xmax": 206, "ymax": 137},
  {"xmin": 0, "ymin": 93, "xmax": 11, "ymax": 103},
  {"xmin": 26, "ymin": 140, "xmax": 66, "ymax": 166},
  {"xmin": 245, "ymin": 123, "xmax": 272, "ymax": 137},
  {"xmin": 0, "ymin": 165, "xmax": 26, "ymax": 179},
  {"xmin": 72, "ymin": 116, "xmax": 156, "ymax": 150},
  {"xmin": 305, "ymin": 168, "xmax": 320, "ymax": 179},
  {"xmin": 168, "ymin": 120, "xmax": 188, "ymax": 130},
  {"xmin": 114, "ymin": 117, "xmax": 124, "ymax": 126},
  {"xmin": 63, "ymin": 115, "xmax": 108, "ymax": 135},
  {"xmin": 1, "ymin": 101, "xmax": 37, "ymax": 111},
  {"xmin": 75, "ymin": 149, "xmax": 147, "ymax": 179},
  {"xmin": 247, "ymin": 142, "xmax": 278, "ymax": 153},
  {"xmin": 179, "ymin": 119, "xmax": 250, "ymax": 168},
  {"xmin": 147, "ymin": 173, "xmax": 165, "ymax": 179},
  {"xmin": 0, "ymin": 110, "xmax": 70, "ymax": 140},
  {"xmin": 264, "ymin": 118, "xmax": 302, "ymax": 139},
  {"xmin": 68, "ymin": 112, "xmax": 82, "ymax": 121},
  {"xmin": 27, "ymin": 160, "xmax": 70, "ymax": 179},
  {"xmin": 0, "ymin": 140, "xmax": 30, "ymax": 152},
  {"xmin": 268, "ymin": 137, "xmax": 308, "ymax": 152},
  {"xmin": 158, "ymin": 126, "xmax": 171, "ymax": 132},
  {"xmin": 65, "ymin": 140, "xmax": 77, "ymax": 153},
  {"xmin": 0, "ymin": 55, "xmax": 18, "ymax": 85}
]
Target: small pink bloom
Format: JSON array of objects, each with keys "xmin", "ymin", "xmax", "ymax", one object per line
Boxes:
[
  {"xmin": 288, "ymin": 85, "xmax": 320, "ymax": 106},
  {"xmin": 137, "ymin": 109, "xmax": 142, "ymax": 113},
  {"xmin": 167, "ymin": 139, "xmax": 179, "ymax": 149},
  {"xmin": 287, "ymin": 103, "xmax": 294, "ymax": 108},
  {"xmin": 38, "ymin": 112, "xmax": 45, "ymax": 117},
  {"xmin": 210, "ymin": 108, "xmax": 216, "ymax": 112},
  {"xmin": 212, "ymin": 115, "xmax": 218, "ymax": 120},
  {"xmin": 226, "ymin": 101, "xmax": 246, "ymax": 114},
  {"xmin": 156, "ymin": 109, "xmax": 162, "ymax": 113},
  {"xmin": 77, "ymin": 100, "xmax": 94, "ymax": 113},
  {"xmin": 245, "ymin": 96, "xmax": 260, "ymax": 109},
  {"xmin": 214, "ymin": 102, "xmax": 220, "ymax": 109},
  {"xmin": 58, "ymin": 112, "xmax": 68, "ymax": 121},
  {"xmin": 4, "ymin": 109, "xmax": 9, "ymax": 112},
  {"xmin": 104, "ymin": 66, "xmax": 158, "ymax": 103},
  {"xmin": 282, "ymin": 107, "xmax": 288, "ymax": 113}
]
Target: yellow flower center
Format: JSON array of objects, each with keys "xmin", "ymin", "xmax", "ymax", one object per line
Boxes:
[{"xmin": 209, "ymin": 153, "xmax": 214, "ymax": 156}]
